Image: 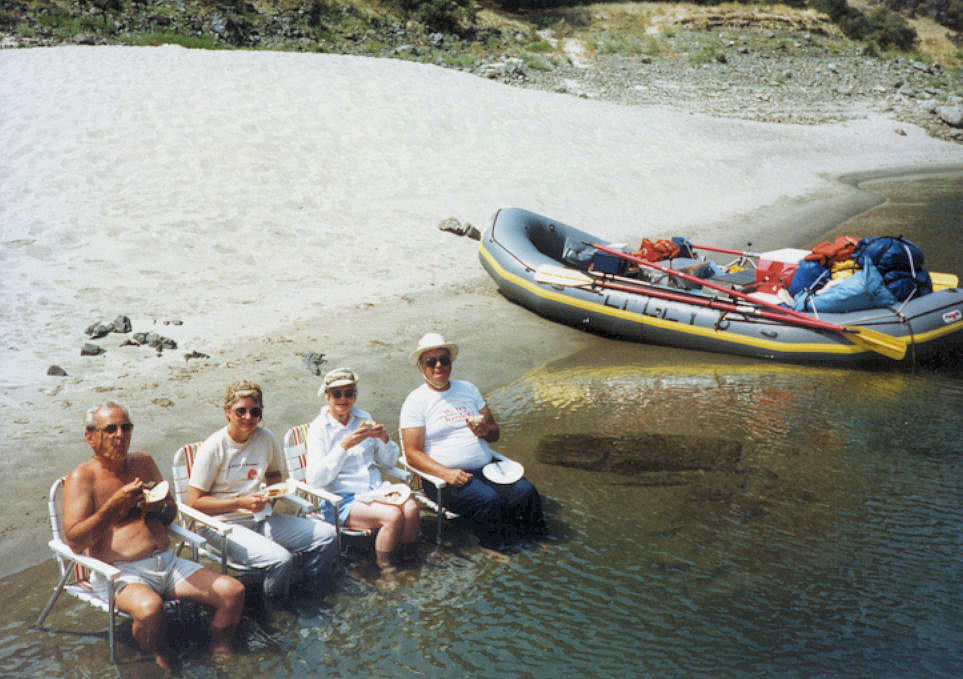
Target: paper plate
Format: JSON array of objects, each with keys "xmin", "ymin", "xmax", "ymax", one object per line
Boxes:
[
  {"xmin": 482, "ymin": 459, "xmax": 524, "ymax": 484},
  {"xmin": 356, "ymin": 483, "xmax": 411, "ymax": 505},
  {"xmin": 143, "ymin": 480, "xmax": 168, "ymax": 503}
]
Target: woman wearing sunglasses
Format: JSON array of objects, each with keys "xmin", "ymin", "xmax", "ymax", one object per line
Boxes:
[
  {"xmin": 400, "ymin": 333, "xmax": 545, "ymax": 551},
  {"xmin": 188, "ymin": 380, "xmax": 338, "ymax": 601},
  {"xmin": 305, "ymin": 368, "xmax": 420, "ymax": 571}
]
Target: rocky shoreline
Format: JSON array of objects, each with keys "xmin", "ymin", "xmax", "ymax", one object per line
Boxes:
[
  {"xmin": 2, "ymin": 2, "xmax": 962, "ymax": 142},
  {"xmin": 479, "ymin": 26, "xmax": 963, "ymax": 142}
]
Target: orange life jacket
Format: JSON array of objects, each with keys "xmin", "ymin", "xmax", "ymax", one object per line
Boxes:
[
  {"xmin": 803, "ymin": 236, "xmax": 860, "ymax": 267},
  {"xmin": 632, "ymin": 238, "xmax": 680, "ymax": 262}
]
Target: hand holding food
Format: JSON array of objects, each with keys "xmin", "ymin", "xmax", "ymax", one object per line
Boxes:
[{"xmin": 141, "ymin": 480, "xmax": 169, "ymax": 508}]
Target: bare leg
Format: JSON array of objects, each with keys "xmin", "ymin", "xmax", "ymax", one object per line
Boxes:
[
  {"xmin": 400, "ymin": 498, "xmax": 421, "ymax": 544},
  {"xmin": 171, "ymin": 568, "xmax": 245, "ymax": 657},
  {"xmin": 115, "ymin": 583, "xmax": 172, "ymax": 672},
  {"xmin": 345, "ymin": 502, "xmax": 406, "ymax": 569}
]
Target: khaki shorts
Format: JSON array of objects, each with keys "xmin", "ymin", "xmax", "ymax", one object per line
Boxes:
[{"xmin": 90, "ymin": 548, "xmax": 202, "ymax": 599}]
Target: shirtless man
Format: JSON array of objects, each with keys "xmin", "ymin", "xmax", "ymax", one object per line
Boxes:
[{"xmin": 62, "ymin": 401, "xmax": 245, "ymax": 671}]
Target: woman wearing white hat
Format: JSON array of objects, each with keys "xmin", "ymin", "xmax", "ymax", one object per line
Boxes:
[
  {"xmin": 399, "ymin": 333, "xmax": 545, "ymax": 549},
  {"xmin": 305, "ymin": 368, "xmax": 420, "ymax": 571}
]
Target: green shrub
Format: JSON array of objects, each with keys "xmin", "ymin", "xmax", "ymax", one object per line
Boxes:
[
  {"xmin": 808, "ymin": 0, "xmax": 916, "ymax": 50},
  {"xmin": 391, "ymin": 0, "xmax": 477, "ymax": 33},
  {"xmin": 121, "ymin": 31, "xmax": 226, "ymax": 50},
  {"xmin": 521, "ymin": 52, "xmax": 552, "ymax": 70}
]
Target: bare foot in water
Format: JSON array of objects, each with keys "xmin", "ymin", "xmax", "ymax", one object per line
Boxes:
[{"xmin": 154, "ymin": 651, "xmax": 174, "ymax": 674}]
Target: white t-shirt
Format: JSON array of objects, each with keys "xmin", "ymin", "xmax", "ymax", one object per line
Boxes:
[
  {"xmin": 399, "ymin": 379, "xmax": 493, "ymax": 469},
  {"xmin": 189, "ymin": 425, "xmax": 281, "ymax": 497}
]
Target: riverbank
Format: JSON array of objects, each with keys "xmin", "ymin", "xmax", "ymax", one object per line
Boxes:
[
  {"xmin": 3, "ymin": 2, "xmax": 963, "ymax": 141},
  {"xmin": 1, "ymin": 45, "xmax": 962, "ymax": 577}
]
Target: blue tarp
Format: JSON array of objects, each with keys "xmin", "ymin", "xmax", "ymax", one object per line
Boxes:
[{"xmin": 793, "ymin": 256, "xmax": 898, "ymax": 313}]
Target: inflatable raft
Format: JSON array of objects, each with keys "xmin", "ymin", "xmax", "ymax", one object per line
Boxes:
[{"xmin": 478, "ymin": 207, "xmax": 963, "ymax": 364}]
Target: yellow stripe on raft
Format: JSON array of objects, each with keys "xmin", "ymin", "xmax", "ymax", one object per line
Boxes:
[{"xmin": 479, "ymin": 245, "xmax": 962, "ymax": 356}]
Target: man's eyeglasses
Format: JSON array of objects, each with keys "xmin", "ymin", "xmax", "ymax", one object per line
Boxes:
[
  {"xmin": 423, "ymin": 356, "xmax": 451, "ymax": 368},
  {"xmin": 233, "ymin": 407, "xmax": 263, "ymax": 418},
  {"xmin": 92, "ymin": 423, "xmax": 134, "ymax": 434},
  {"xmin": 329, "ymin": 388, "xmax": 355, "ymax": 399}
]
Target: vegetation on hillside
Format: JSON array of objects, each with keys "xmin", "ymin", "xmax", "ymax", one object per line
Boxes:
[{"xmin": 0, "ymin": 0, "xmax": 955, "ymax": 61}]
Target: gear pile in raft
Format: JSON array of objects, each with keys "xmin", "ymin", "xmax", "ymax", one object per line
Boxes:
[{"xmin": 478, "ymin": 207, "xmax": 963, "ymax": 365}]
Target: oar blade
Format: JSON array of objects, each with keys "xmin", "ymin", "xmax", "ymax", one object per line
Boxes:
[
  {"xmin": 844, "ymin": 325, "xmax": 907, "ymax": 360},
  {"xmin": 930, "ymin": 272, "xmax": 959, "ymax": 291},
  {"xmin": 533, "ymin": 264, "xmax": 594, "ymax": 287}
]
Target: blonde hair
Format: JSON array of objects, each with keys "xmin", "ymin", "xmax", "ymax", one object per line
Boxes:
[{"xmin": 223, "ymin": 380, "xmax": 263, "ymax": 410}]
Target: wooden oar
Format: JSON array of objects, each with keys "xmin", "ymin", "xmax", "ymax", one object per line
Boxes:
[{"xmin": 589, "ymin": 243, "xmax": 907, "ymax": 360}]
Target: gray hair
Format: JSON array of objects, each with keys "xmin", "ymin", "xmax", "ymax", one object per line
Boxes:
[{"xmin": 84, "ymin": 401, "xmax": 132, "ymax": 430}]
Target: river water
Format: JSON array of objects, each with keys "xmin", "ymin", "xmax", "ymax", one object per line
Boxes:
[{"xmin": 2, "ymin": 171, "xmax": 960, "ymax": 677}]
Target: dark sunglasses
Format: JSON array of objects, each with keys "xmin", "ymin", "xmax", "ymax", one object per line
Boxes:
[
  {"xmin": 423, "ymin": 356, "xmax": 451, "ymax": 368},
  {"xmin": 329, "ymin": 388, "xmax": 356, "ymax": 399},
  {"xmin": 93, "ymin": 422, "xmax": 134, "ymax": 434},
  {"xmin": 233, "ymin": 407, "xmax": 262, "ymax": 418}
]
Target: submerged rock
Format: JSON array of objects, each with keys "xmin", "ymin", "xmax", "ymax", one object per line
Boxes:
[{"xmin": 536, "ymin": 433, "xmax": 742, "ymax": 473}]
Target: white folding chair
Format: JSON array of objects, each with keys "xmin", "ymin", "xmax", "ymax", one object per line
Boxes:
[
  {"xmin": 171, "ymin": 441, "xmax": 340, "ymax": 579},
  {"xmin": 34, "ymin": 476, "xmax": 204, "ymax": 663},
  {"xmin": 397, "ymin": 428, "xmax": 461, "ymax": 544}
]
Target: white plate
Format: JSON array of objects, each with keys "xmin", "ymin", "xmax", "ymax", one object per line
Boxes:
[
  {"xmin": 482, "ymin": 459, "xmax": 524, "ymax": 484},
  {"xmin": 359, "ymin": 483, "xmax": 411, "ymax": 505},
  {"xmin": 143, "ymin": 480, "xmax": 168, "ymax": 503}
]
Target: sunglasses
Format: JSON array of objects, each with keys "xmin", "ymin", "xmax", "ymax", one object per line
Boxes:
[
  {"xmin": 423, "ymin": 356, "xmax": 451, "ymax": 368},
  {"xmin": 328, "ymin": 388, "xmax": 356, "ymax": 399},
  {"xmin": 233, "ymin": 407, "xmax": 262, "ymax": 418},
  {"xmin": 93, "ymin": 422, "xmax": 134, "ymax": 434}
]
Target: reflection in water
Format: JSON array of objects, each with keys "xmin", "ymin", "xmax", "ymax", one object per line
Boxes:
[
  {"xmin": 2, "ymin": 173, "xmax": 961, "ymax": 677},
  {"xmin": 7, "ymin": 353, "xmax": 959, "ymax": 678}
]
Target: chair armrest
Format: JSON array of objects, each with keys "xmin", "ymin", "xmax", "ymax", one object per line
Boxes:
[
  {"xmin": 167, "ymin": 523, "xmax": 206, "ymax": 549},
  {"xmin": 48, "ymin": 539, "xmax": 122, "ymax": 580},
  {"xmin": 290, "ymin": 480, "xmax": 343, "ymax": 508},
  {"xmin": 399, "ymin": 459, "xmax": 448, "ymax": 489},
  {"xmin": 279, "ymin": 493, "xmax": 315, "ymax": 514},
  {"xmin": 175, "ymin": 502, "xmax": 233, "ymax": 537}
]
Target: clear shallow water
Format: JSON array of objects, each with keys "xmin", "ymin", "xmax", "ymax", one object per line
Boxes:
[{"xmin": 2, "ymin": 171, "xmax": 961, "ymax": 677}]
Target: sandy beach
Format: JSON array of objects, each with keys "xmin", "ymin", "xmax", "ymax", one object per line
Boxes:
[{"xmin": 1, "ymin": 45, "xmax": 961, "ymax": 577}]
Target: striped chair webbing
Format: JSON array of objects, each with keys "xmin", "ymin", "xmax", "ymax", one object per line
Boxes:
[
  {"xmin": 172, "ymin": 443, "xmax": 200, "ymax": 504},
  {"xmin": 48, "ymin": 476, "xmax": 94, "ymax": 585},
  {"xmin": 283, "ymin": 424, "xmax": 310, "ymax": 482}
]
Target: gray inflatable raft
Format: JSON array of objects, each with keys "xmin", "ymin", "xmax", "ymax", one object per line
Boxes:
[{"xmin": 478, "ymin": 207, "xmax": 963, "ymax": 365}]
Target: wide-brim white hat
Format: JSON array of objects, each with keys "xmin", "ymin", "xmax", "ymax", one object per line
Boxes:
[{"xmin": 410, "ymin": 332, "xmax": 459, "ymax": 366}]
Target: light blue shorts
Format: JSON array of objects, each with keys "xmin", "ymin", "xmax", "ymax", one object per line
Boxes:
[{"xmin": 90, "ymin": 548, "xmax": 202, "ymax": 599}]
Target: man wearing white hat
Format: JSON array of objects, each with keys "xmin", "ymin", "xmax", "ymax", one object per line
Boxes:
[{"xmin": 400, "ymin": 333, "xmax": 545, "ymax": 549}]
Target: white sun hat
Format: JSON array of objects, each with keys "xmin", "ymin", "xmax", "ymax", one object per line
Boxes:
[
  {"xmin": 409, "ymin": 332, "xmax": 459, "ymax": 366},
  {"xmin": 318, "ymin": 368, "xmax": 358, "ymax": 398}
]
